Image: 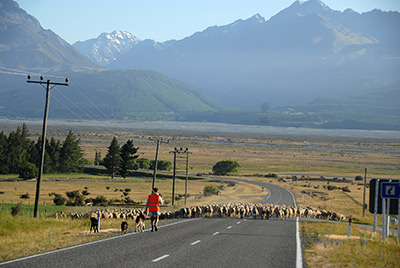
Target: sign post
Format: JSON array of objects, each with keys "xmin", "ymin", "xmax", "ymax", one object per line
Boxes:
[
  {"xmin": 398, "ymin": 199, "xmax": 400, "ymax": 243},
  {"xmin": 373, "ymin": 179, "xmax": 379, "ymax": 232},
  {"xmin": 381, "ymin": 182, "xmax": 400, "ymax": 242}
]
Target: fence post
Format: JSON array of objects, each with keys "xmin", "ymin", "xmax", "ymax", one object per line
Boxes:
[
  {"xmin": 347, "ymin": 215, "xmax": 352, "ymax": 238},
  {"xmin": 97, "ymin": 209, "xmax": 101, "ymax": 232}
]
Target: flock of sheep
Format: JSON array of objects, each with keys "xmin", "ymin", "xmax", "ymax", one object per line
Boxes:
[{"xmin": 61, "ymin": 203, "xmax": 346, "ymax": 222}]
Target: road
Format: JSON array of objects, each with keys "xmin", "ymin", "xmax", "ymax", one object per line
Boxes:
[{"xmin": 1, "ymin": 179, "xmax": 302, "ymax": 268}]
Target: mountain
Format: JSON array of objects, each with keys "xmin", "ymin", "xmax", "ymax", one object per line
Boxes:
[
  {"xmin": 105, "ymin": 0, "xmax": 400, "ymax": 110},
  {"xmin": 73, "ymin": 31, "xmax": 141, "ymax": 66},
  {"xmin": 0, "ymin": 0, "xmax": 99, "ymax": 72},
  {"xmin": 0, "ymin": 0, "xmax": 226, "ymax": 120}
]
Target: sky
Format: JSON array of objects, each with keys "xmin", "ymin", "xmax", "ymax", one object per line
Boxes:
[{"xmin": 16, "ymin": 0, "xmax": 400, "ymax": 45}]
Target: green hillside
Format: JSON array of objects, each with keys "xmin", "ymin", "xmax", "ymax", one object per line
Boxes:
[{"xmin": 0, "ymin": 69, "xmax": 227, "ymax": 120}]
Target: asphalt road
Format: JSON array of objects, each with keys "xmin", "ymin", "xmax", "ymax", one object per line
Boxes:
[
  {"xmin": 207, "ymin": 176, "xmax": 296, "ymax": 206},
  {"xmin": 1, "ymin": 179, "xmax": 302, "ymax": 268}
]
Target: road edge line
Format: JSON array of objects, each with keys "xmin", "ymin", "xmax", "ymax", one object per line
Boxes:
[
  {"xmin": 0, "ymin": 218, "xmax": 201, "ymax": 266},
  {"xmin": 296, "ymin": 217, "xmax": 303, "ymax": 268}
]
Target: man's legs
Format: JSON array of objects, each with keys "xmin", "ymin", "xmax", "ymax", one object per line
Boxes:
[
  {"xmin": 150, "ymin": 215, "xmax": 155, "ymax": 231},
  {"xmin": 154, "ymin": 215, "xmax": 159, "ymax": 231}
]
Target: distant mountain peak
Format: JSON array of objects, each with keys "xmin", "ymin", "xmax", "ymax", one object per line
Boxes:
[
  {"xmin": 249, "ymin": 13, "xmax": 266, "ymax": 23},
  {"xmin": 73, "ymin": 30, "xmax": 141, "ymax": 66},
  {"xmin": 287, "ymin": 0, "xmax": 334, "ymax": 15}
]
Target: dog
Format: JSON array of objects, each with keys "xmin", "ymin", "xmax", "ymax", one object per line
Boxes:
[
  {"xmin": 135, "ymin": 211, "xmax": 145, "ymax": 232},
  {"xmin": 121, "ymin": 221, "xmax": 129, "ymax": 235},
  {"xmin": 90, "ymin": 217, "xmax": 99, "ymax": 233}
]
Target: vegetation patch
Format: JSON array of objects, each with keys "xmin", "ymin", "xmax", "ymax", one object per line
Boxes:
[{"xmin": 300, "ymin": 221, "xmax": 400, "ymax": 268}]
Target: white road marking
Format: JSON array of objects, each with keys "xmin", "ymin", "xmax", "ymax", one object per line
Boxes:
[
  {"xmin": 0, "ymin": 218, "xmax": 201, "ymax": 266},
  {"xmin": 227, "ymin": 226, "xmax": 232, "ymax": 229},
  {"xmin": 190, "ymin": 240, "xmax": 201, "ymax": 246},
  {"xmin": 296, "ymin": 217, "xmax": 303, "ymax": 268},
  {"xmin": 213, "ymin": 232, "xmax": 220, "ymax": 236},
  {"xmin": 237, "ymin": 221, "xmax": 241, "ymax": 224},
  {"xmin": 152, "ymin": 254, "xmax": 170, "ymax": 262},
  {"xmin": 244, "ymin": 219, "xmax": 247, "ymax": 221}
]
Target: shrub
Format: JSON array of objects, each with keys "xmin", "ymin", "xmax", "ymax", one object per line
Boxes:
[
  {"xmin": 53, "ymin": 194, "xmax": 66, "ymax": 205},
  {"xmin": 11, "ymin": 204, "xmax": 21, "ymax": 216},
  {"xmin": 82, "ymin": 190, "xmax": 90, "ymax": 196},
  {"xmin": 265, "ymin": 173, "xmax": 278, "ymax": 178},
  {"xmin": 20, "ymin": 193, "xmax": 30, "ymax": 200},
  {"xmin": 92, "ymin": 195, "xmax": 108, "ymax": 206},
  {"xmin": 204, "ymin": 185, "xmax": 220, "ymax": 196},
  {"xmin": 327, "ymin": 185, "xmax": 337, "ymax": 191},
  {"xmin": 355, "ymin": 176, "xmax": 363, "ymax": 181},
  {"xmin": 18, "ymin": 162, "xmax": 38, "ymax": 180},
  {"xmin": 66, "ymin": 190, "xmax": 84, "ymax": 206},
  {"xmin": 135, "ymin": 158, "xmax": 151, "ymax": 169},
  {"xmin": 150, "ymin": 160, "xmax": 172, "ymax": 171},
  {"xmin": 342, "ymin": 186, "xmax": 351, "ymax": 192}
]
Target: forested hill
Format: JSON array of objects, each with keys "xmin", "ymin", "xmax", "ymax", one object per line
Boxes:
[{"xmin": 0, "ymin": 69, "xmax": 226, "ymax": 120}]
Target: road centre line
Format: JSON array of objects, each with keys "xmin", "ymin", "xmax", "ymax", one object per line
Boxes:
[
  {"xmin": 213, "ymin": 232, "xmax": 220, "ymax": 236},
  {"xmin": 152, "ymin": 255, "xmax": 170, "ymax": 262},
  {"xmin": 227, "ymin": 226, "xmax": 232, "ymax": 229},
  {"xmin": 190, "ymin": 240, "xmax": 201, "ymax": 246},
  {"xmin": 237, "ymin": 221, "xmax": 241, "ymax": 224}
]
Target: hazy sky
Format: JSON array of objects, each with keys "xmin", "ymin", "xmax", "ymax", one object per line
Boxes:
[{"xmin": 16, "ymin": 0, "xmax": 400, "ymax": 45}]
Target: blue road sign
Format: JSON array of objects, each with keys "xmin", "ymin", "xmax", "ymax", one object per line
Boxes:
[{"xmin": 381, "ymin": 182, "xmax": 400, "ymax": 199}]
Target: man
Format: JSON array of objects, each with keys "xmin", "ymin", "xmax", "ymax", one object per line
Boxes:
[{"xmin": 145, "ymin": 187, "xmax": 163, "ymax": 232}]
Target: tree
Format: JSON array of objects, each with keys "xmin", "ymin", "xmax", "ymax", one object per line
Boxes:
[
  {"xmin": 212, "ymin": 160, "xmax": 241, "ymax": 175},
  {"xmin": 0, "ymin": 131, "xmax": 8, "ymax": 173},
  {"xmin": 94, "ymin": 151, "xmax": 102, "ymax": 165},
  {"xmin": 150, "ymin": 160, "xmax": 172, "ymax": 171},
  {"xmin": 59, "ymin": 131, "xmax": 84, "ymax": 173},
  {"xmin": 135, "ymin": 158, "xmax": 151, "ymax": 170},
  {"xmin": 5, "ymin": 124, "xmax": 32, "ymax": 174},
  {"xmin": 18, "ymin": 162, "xmax": 38, "ymax": 180},
  {"xmin": 103, "ymin": 137, "xmax": 121, "ymax": 178},
  {"xmin": 46, "ymin": 137, "xmax": 61, "ymax": 173},
  {"xmin": 119, "ymin": 140, "xmax": 139, "ymax": 178}
]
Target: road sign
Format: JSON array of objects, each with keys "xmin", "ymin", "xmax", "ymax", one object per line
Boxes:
[
  {"xmin": 381, "ymin": 182, "xmax": 400, "ymax": 199},
  {"xmin": 369, "ymin": 179, "xmax": 399, "ymax": 214}
]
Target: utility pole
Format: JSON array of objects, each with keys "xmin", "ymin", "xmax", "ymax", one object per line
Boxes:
[
  {"xmin": 184, "ymin": 149, "xmax": 192, "ymax": 206},
  {"xmin": 169, "ymin": 147, "xmax": 190, "ymax": 206},
  {"xmin": 27, "ymin": 75, "xmax": 68, "ymax": 217},
  {"xmin": 150, "ymin": 138, "xmax": 169, "ymax": 189}
]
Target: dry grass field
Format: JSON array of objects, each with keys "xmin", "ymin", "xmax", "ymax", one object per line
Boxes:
[{"xmin": 0, "ymin": 120, "xmax": 399, "ymax": 265}]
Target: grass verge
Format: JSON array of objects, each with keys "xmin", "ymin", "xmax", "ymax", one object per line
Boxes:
[{"xmin": 300, "ymin": 221, "xmax": 400, "ymax": 267}]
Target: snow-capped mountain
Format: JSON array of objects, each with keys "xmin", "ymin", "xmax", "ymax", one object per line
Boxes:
[
  {"xmin": 73, "ymin": 30, "xmax": 141, "ymax": 66},
  {"xmin": 104, "ymin": 0, "xmax": 399, "ymax": 109}
]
